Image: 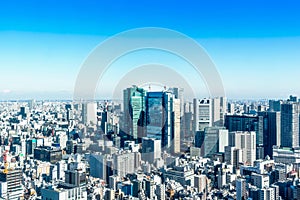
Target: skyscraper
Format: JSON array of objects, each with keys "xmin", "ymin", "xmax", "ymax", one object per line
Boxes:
[
  {"xmin": 258, "ymin": 111, "xmax": 281, "ymax": 158},
  {"xmin": 89, "ymin": 153, "xmax": 109, "ymax": 181},
  {"xmin": 146, "ymin": 91, "xmax": 179, "ymax": 151},
  {"xmin": 228, "ymin": 131, "xmax": 256, "ymax": 165},
  {"xmin": 269, "ymin": 100, "xmax": 282, "ymax": 112},
  {"xmin": 195, "ymin": 127, "xmax": 228, "ymax": 157},
  {"xmin": 142, "ymin": 137, "xmax": 161, "ymax": 163},
  {"xmin": 113, "ymin": 152, "xmax": 135, "ymax": 178},
  {"xmin": 193, "ymin": 98, "xmax": 212, "ymax": 132},
  {"xmin": 212, "ymin": 97, "xmax": 227, "ymax": 127},
  {"xmin": 0, "ymin": 169, "xmax": 23, "ymax": 199},
  {"xmin": 82, "ymin": 102, "xmax": 97, "ymax": 125},
  {"xmin": 225, "ymin": 114, "xmax": 264, "ymax": 159},
  {"xmin": 281, "ymin": 102, "xmax": 299, "ymax": 148},
  {"xmin": 123, "ymin": 86, "xmax": 147, "ymax": 142},
  {"xmin": 172, "ymin": 98, "xmax": 181, "ymax": 153},
  {"xmin": 169, "ymin": 87, "xmax": 184, "ymax": 117},
  {"xmin": 236, "ymin": 178, "xmax": 248, "ymax": 200}
]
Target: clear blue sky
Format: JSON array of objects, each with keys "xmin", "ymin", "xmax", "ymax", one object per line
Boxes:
[{"xmin": 1, "ymin": 0, "xmax": 300, "ymax": 100}]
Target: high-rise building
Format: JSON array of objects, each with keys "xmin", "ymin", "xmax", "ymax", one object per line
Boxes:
[
  {"xmin": 228, "ymin": 131, "xmax": 256, "ymax": 165},
  {"xmin": 225, "ymin": 146, "xmax": 242, "ymax": 169},
  {"xmin": 34, "ymin": 146, "xmax": 62, "ymax": 164},
  {"xmin": 194, "ymin": 127, "xmax": 228, "ymax": 157},
  {"xmin": 281, "ymin": 102, "xmax": 299, "ymax": 148},
  {"xmin": 82, "ymin": 102, "xmax": 97, "ymax": 125},
  {"xmin": 20, "ymin": 106, "xmax": 29, "ymax": 118},
  {"xmin": 258, "ymin": 111, "xmax": 281, "ymax": 158},
  {"xmin": 269, "ymin": 100, "xmax": 282, "ymax": 112},
  {"xmin": 113, "ymin": 152, "xmax": 135, "ymax": 178},
  {"xmin": 194, "ymin": 175, "xmax": 207, "ymax": 198},
  {"xmin": 181, "ymin": 101, "xmax": 193, "ymax": 143},
  {"xmin": 172, "ymin": 98, "xmax": 181, "ymax": 153},
  {"xmin": 212, "ymin": 97, "xmax": 227, "ymax": 127},
  {"xmin": 193, "ymin": 98, "xmax": 212, "ymax": 131},
  {"xmin": 272, "ymin": 146, "xmax": 300, "ymax": 164},
  {"xmin": 89, "ymin": 153, "xmax": 111, "ymax": 182},
  {"xmin": 236, "ymin": 178, "xmax": 248, "ymax": 200},
  {"xmin": 225, "ymin": 115, "xmax": 263, "ymax": 159},
  {"xmin": 228, "ymin": 102, "xmax": 235, "ymax": 115},
  {"xmin": 289, "ymin": 95, "xmax": 298, "ymax": 102},
  {"xmin": 0, "ymin": 169, "xmax": 23, "ymax": 200},
  {"xmin": 144, "ymin": 178, "xmax": 156, "ymax": 199},
  {"xmin": 225, "ymin": 115, "xmax": 263, "ymax": 146},
  {"xmin": 155, "ymin": 184, "xmax": 165, "ymax": 200},
  {"xmin": 123, "ymin": 86, "xmax": 147, "ymax": 142},
  {"xmin": 258, "ymin": 187, "xmax": 276, "ymax": 200},
  {"xmin": 251, "ymin": 173, "xmax": 269, "ymax": 189},
  {"xmin": 146, "ymin": 91, "xmax": 179, "ymax": 151},
  {"xmin": 142, "ymin": 137, "xmax": 161, "ymax": 163},
  {"xmin": 169, "ymin": 87, "xmax": 184, "ymax": 117}
]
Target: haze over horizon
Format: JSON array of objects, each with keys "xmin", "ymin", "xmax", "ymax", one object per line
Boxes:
[{"xmin": 1, "ymin": 0, "xmax": 300, "ymax": 100}]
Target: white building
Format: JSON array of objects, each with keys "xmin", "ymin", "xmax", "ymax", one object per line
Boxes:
[{"xmin": 229, "ymin": 131, "xmax": 256, "ymax": 165}]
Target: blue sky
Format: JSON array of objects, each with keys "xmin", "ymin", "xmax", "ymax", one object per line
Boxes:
[{"xmin": 0, "ymin": 0, "xmax": 300, "ymax": 99}]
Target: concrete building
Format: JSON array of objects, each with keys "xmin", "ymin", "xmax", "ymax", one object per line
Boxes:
[
  {"xmin": 236, "ymin": 178, "xmax": 248, "ymax": 200},
  {"xmin": 0, "ymin": 169, "xmax": 23, "ymax": 200},
  {"xmin": 195, "ymin": 127, "xmax": 228, "ymax": 157},
  {"xmin": 82, "ymin": 102, "xmax": 97, "ymax": 125},
  {"xmin": 113, "ymin": 152, "xmax": 135, "ymax": 178},
  {"xmin": 141, "ymin": 137, "xmax": 161, "ymax": 163},
  {"xmin": 228, "ymin": 131, "xmax": 256, "ymax": 165},
  {"xmin": 193, "ymin": 98, "xmax": 212, "ymax": 132}
]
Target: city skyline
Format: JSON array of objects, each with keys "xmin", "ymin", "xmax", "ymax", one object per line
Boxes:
[
  {"xmin": 1, "ymin": 1, "xmax": 300, "ymax": 100},
  {"xmin": 2, "ymin": 1, "xmax": 300, "ymax": 199}
]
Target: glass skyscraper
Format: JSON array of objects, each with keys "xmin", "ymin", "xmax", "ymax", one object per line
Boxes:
[
  {"xmin": 146, "ymin": 91, "xmax": 180, "ymax": 152},
  {"xmin": 123, "ymin": 86, "xmax": 147, "ymax": 142},
  {"xmin": 281, "ymin": 102, "xmax": 299, "ymax": 148}
]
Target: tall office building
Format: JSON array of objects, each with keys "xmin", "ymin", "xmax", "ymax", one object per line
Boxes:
[
  {"xmin": 0, "ymin": 169, "xmax": 23, "ymax": 200},
  {"xmin": 123, "ymin": 86, "xmax": 147, "ymax": 142},
  {"xmin": 225, "ymin": 115, "xmax": 263, "ymax": 159},
  {"xmin": 281, "ymin": 102, "xmax": 299, "ymax": 148},
  {"xmin": 228, "ymin": 102, "xmax": 235, "ymax": 115},
  {"xmin": 258, "ymin": 111, "xmax": 281, "ymax": 158},
  {"xmin": 193, "ymin": 98, "xmax": 212, "ymax": 132},
  {"xmin": 289, "ymin": 95, "xmax": 298, "ymax": 102},
  {"xmin": 195, "ymin": 127, "xmax": 228, "ymax": 157},
  {"xmin": 89, "ymin": 153, "xmax": 110, "ymax": 181},
  {"xmin": 113, "ymin": 152, "xmax": 135, "ymax": 178},
  {"xmin": 155, "ymin": 184, "xmax": 165, "ymax": 200},
  {"xmin": 225, "ymin": 115, "xmax": 263, "ymax": 146},
  {"xmin": 169, "ymin": 87, "xmax": 184, "ymax": 117},
  {"xmin": 228, "ymin": 131, "xmax": 256, "ymax": 165},
  {"xmin": 224, "ymin": 146, "xmax": 242, "ymax": 169},
  {"xmin": 236, "ymin": 178, "xmax": 248, "ymax": 200},
  {"xmin": 169, "ymin": 88, "xmax": 184, "ymax": 152},
  {"xmin": 194, "ymin": 175, "xmax": 207, "ymax": 198},
  {"xmin": 82, "ymin": 102, "xmax": 97, "ymax": 125},
  {"xmin": 258, "ymin": 187, "xmax": 276, "ymax": 200},
  {"xmin": 146, "ymin": 91, "xmax": 180, "ymax": 151},
  {"xmin": 269, "ymin": 100, "xmax": 282, "ymax": 112},
  {"xmin": 212, "ymin": 97, "xmax": 227, "ymax": 127},
  {"xmin": 172, "ymin": 98, "xmax": 181, "ymax": 153},
  {"xmin": 183, "ymin": 102, "xmax": 193, "ymax": 139},
  {"xmin": 251, "ymin": 173, "xmax": 269, "ymax": 189},
  {"xmin": 142, "ymin": 138, "xmax": 161, "ymax": 163}
]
